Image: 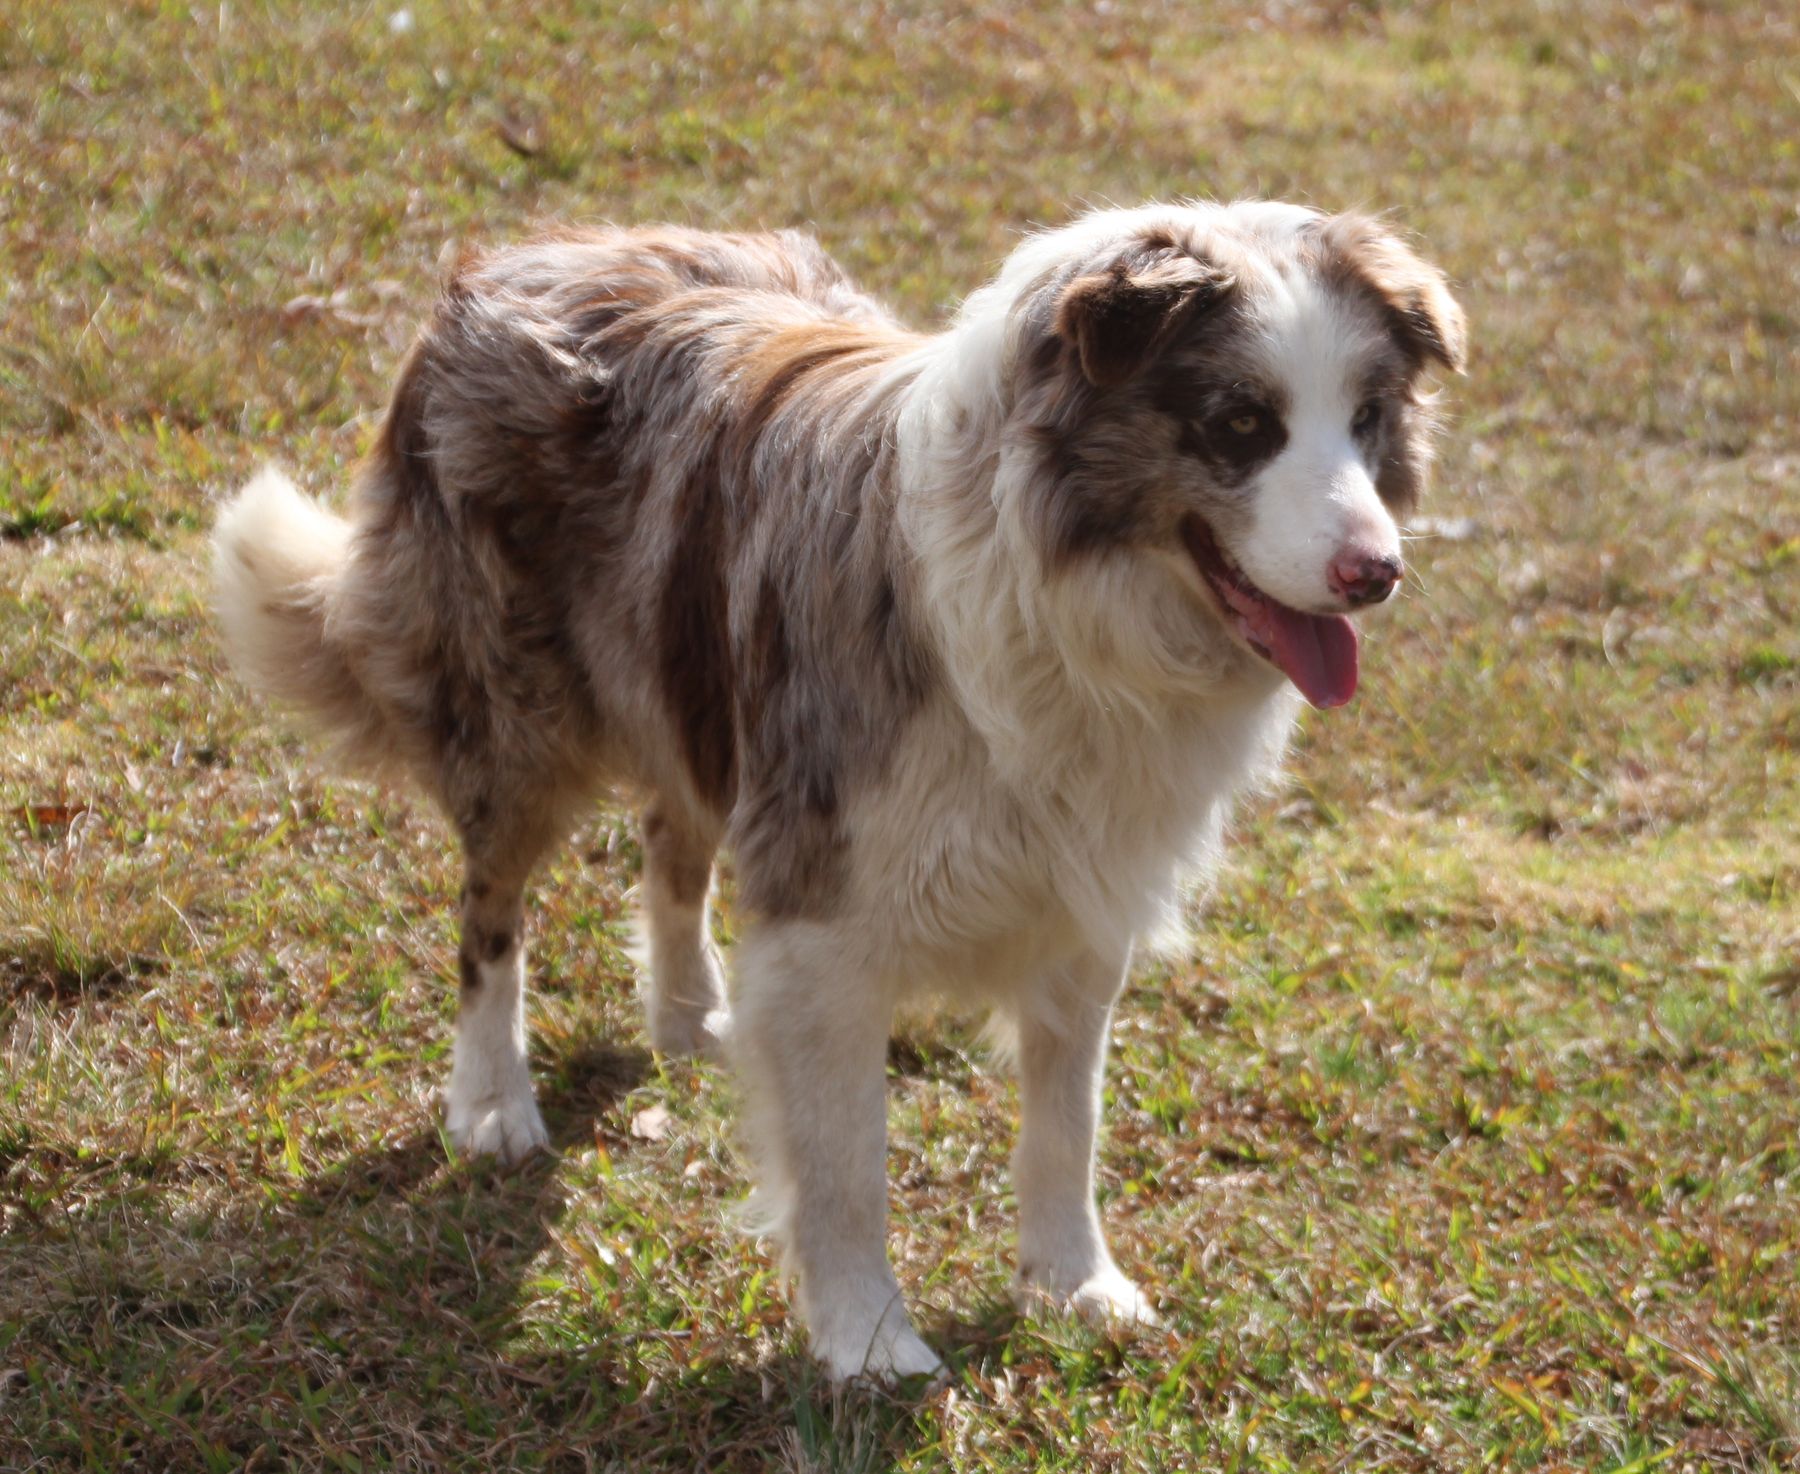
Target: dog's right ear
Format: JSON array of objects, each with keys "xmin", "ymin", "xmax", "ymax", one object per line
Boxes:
[{"xmin": 1054, "ymin": 247, "xmax": 1235, "ymax": 389}]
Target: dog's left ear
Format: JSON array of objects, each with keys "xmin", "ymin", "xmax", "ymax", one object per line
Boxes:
[
  {"xmin": 1316, "ymin": 215, "xmax": 1467, "ymax": 374},
  {"xmin": 1054, "ymin": 247, "xmax": 1235, "ymax": 389}
]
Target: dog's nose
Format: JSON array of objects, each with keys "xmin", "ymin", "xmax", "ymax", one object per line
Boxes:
[{"xmin": 1329, "ymin": 550, "xmax": 1403, "ymax": 607}]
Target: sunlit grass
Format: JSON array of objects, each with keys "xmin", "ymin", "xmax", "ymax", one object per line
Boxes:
[{"xmin": 2, "ymin": 1, "xmax": 1796, "ymax": 1468}]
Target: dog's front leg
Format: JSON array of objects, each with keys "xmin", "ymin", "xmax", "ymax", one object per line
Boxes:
[
  {"xmin": 731, "ymin": 922, "xmax": 941, "ymax": 1383},
  {"xmin": 1011, "ymin": 947, "xmax": 1158, "ymax": 1324}
]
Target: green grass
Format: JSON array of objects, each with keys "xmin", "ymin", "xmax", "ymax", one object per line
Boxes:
[{"xmin": 2, "ymin": 1, "xmax": 1797, "ymax": 1468}]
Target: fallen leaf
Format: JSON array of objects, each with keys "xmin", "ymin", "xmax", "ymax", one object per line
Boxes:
[
  {"xmin": 12, "ymin": 803, "xmax": 92, "ymax": 833},
  {"xmin": 629, "ymin": 1104, "xmax": 672, "ymax": 1142}
]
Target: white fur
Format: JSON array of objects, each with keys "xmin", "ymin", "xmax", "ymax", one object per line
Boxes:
[
  {"xmin": 212, "ymin": 468, "xmax": 352, "ymax": 708},
  {"xmin": 631, "ymin": 883, "xmax": 730, "ymax": 1059},
  {"xmin": 1009, "ymin": 948, "xmax": 1156, "ymax": 1323},
  {"xmin": 1235, "ymin": 267, "xmax": 1402, "ymax": 609},
  {"xmin": 728, "ymin": 922, "xmax": 941, "ymax": 1381},
  {"xmin": 444, "ymin": 943, "xmax": 548, "ymax": 1162}
]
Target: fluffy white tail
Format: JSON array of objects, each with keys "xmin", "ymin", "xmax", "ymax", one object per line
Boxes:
[{"xmin": 213, "ymin": 468, "xmax": 389, "ymax": 770}]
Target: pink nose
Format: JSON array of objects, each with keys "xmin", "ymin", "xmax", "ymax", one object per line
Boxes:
[{"xmin": 1329, "ymin": 550, "xmax": 1403, "ymax": 607}]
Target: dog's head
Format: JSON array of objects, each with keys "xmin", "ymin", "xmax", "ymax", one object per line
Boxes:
[{"xmin": 991, "ymin": 202, "xmax": 1464, "ymax": 709}]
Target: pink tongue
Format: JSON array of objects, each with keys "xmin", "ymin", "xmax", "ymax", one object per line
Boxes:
[{"xmin": 1259, "ymin": 604, "xmax": 1360, "ymax": 708}]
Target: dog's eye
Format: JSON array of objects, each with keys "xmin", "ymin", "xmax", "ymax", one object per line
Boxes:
[
  {"xmin": 1195, "ymin": 403, "xmax": 1286, "ymax": 466},
  {"xmin": 1351, "ymin": 400, "xmax": 1382, "ymax": 434}
]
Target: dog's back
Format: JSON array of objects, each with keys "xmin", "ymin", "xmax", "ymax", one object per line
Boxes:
[{"xmin": 219, "ymin": 229, "xmax": 935, "ymax": 879}]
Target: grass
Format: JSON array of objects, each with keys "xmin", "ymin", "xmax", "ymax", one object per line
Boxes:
[{"xmin": 2, "ymin": 0, "xmax": 1796, "ymax": 1468}]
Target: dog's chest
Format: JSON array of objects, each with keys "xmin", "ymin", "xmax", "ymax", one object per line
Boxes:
[{"xmin": 844, "ymin": 703, "xmax": 1270, "ymax": 983}]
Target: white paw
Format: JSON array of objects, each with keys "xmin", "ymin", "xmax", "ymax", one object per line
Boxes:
[
  {"xmin": 1067, "ymin": 1266, "xmax": 1160, "ymax": 1327},
  {"xmin": 807, "ymin": 1287, "xmax": 944, "ymax": 1385},
  {"xmin": 443, "ymin": 1089, "xmax": 549, "ymax": 1166},
  {"xmin": 644, "ymin": 934, "xmax": 731, "ymax": 1060},
  {"xmin": 813, "ymin": 1318, "xmax": 944, "ymax": 1386},
  {"xmin": 648, "ymin": 1004, "xmax": 732, "ymax": 1061},
  {"xmin": 1018, "ymin": 1262, "xmax": 1159, "ymax": 1327}
]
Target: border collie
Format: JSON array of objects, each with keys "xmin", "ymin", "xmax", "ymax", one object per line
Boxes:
[{"xmin": 214, "ymin": 200, "xmax": 1464, "ymax": 1381}]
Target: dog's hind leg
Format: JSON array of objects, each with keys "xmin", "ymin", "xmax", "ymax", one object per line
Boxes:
[
  {"xmin": 1010, "ymin": 947, "xmax": 1157, "ymax": 1324},
  {"xmin": 443, "ymin": 792, "xmax": 569, "ymax": 1166},
  {"xmin": 731, "ymin": 921, "xmax": 940, "ymax": 1383},
  {"xmin": 635, "ymin": 800, "xmax": 728, "ymax": 1057}
]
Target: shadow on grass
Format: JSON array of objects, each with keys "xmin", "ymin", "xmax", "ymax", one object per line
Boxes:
[
  {"xmin": 3, "ymin": 1030, "xmax": 996, "ymax": 1470},
  {"xmin": 281, "ymin": 1036, "xmax": 654, "ymax": 1212},
  {"xmin": 313, "ymin": 1056, "xmax": 1002, "ymax": 1470},
  {"xmin": 0, "ymin": 936, "xmax": 166, "ymax": 1009}
]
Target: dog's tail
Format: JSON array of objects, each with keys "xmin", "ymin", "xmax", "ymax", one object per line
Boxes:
[{"xmin": 213, "ymin": 467, "xmax": 395, "ymax": 772}]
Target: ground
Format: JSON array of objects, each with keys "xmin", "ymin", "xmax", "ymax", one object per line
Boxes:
[{"xmin": 1, "ymin": 2, "xmax": 1796, "ymax": 1470}]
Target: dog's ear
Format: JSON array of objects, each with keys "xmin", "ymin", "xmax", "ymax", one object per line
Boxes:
[
  {"xmin": 1315, "ymin": 214, "xmax": 1466, "ymax": 374},
  {"xmin": 1054, "ymin": 246, "xmax": 1235, "ymax": 389}
]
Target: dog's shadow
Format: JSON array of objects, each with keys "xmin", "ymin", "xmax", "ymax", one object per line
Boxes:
[
  {"xmin": 285, "ymin": 1035, "xmax": 649, "ymax": 1208},
  {"xmin": 20, "ymin": 1016, "xmax": 995, "ymax": 1469},
  {"xmin": 257, "ymin": 1036, "xmax": 961, "ymax": 1470}
]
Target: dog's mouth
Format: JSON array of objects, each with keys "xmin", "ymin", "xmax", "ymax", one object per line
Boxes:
[{"xmin": 1180, "ymin": 515, "xmax": 1360, "ymax": 709}]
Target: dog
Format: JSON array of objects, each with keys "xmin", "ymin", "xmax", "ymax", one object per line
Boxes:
[{"xmin": 213, "ymin": 200, "xmax": 1464, "ymax": 1381}]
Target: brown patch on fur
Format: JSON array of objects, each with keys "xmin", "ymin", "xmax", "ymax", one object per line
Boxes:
[
  {"xmin": 1367, "ymin": 397, "xmax": 1436, "ymax": 514},
  {"xmin": 369, "ymin": 342, "xmax": 443, "ymax": 531},
  {"xmin": 1019, "ymin": 237, "xmax": 1263, "ymax": 565},
  {"xmin": 735, "ymin": 321, "xmax": 913, "ymax": 443},
  {"xmin": 1308, "ymin": 215, "xmax": 1467, "ymax": 374},
  {"xmin": 457, "ymin": 866, "xmax": 528, "ymax": 993},
  {"xmin": 1151, "ymin": 355, "xmax": 1292, "ymax": 487},
  {"xmin": 658, "ymin": 446, "xmax": 738, "ymax": 811},
  {"xmin": 738, "ymin": 573, "xmax": 791, "ymax": 742},
  {"xmin": 1054, "ymin": 243, "xmax": 1236, "ymax": 389},
  {"xmin": 1025, "ymin": 420, "xmax": 1159, "ymax": 557}
]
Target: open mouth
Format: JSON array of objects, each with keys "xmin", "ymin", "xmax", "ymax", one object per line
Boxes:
[{"xmin": 1180, "ymin": 514, "xmax": 1360, "ymax": 709}]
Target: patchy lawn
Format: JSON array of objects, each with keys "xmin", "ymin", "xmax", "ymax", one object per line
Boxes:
[{"xmin": 2, "ymin": 1, "xmax": 1796, "ymax": 1469}]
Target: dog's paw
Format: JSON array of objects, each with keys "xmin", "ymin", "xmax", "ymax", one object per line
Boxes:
[
  {"xmin": 1066, "ymin": 1267, "xmax": 1159, "ymax": 1327},
  {"xmin": 1017, "ymin": 1263, "xmax": 1159, "ymax": 1328},
  {"xmin": 807, "ymin": 1289, "xmax": 944, "ymax": 1386},
  {"xmin": 814, "ymin": 1319, "xmax": 945, "ymax": 1387},
  {"xmin": 648, "ymin": 1005, "xmax": 732, "ymax": 1061},
  {"xmin": 645, "ymin": 935, "xmax": 731, "ymax": 1060},
  {"xmin": 444, "ymin": 1090, "xmax": 550, "ymax": 1166}
]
